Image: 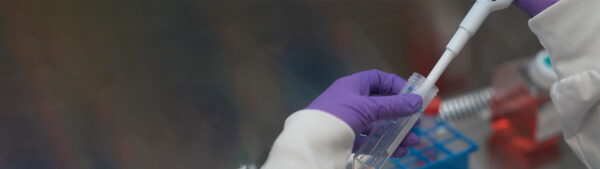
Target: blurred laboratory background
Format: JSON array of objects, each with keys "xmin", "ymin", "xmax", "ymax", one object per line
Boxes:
[{"xmin": 0, "ymin": 0, "xmax": 586, "ymax": 169}]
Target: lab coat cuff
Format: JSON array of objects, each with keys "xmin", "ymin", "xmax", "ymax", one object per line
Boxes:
[{"xmin": 262, "ymin": 109, "xmax": 355, "ymax": 169}]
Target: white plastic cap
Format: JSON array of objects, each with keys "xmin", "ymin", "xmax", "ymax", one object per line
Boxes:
[{"xmin": 527, "ymin": 50, "xmax": 558, "ymax": 90}]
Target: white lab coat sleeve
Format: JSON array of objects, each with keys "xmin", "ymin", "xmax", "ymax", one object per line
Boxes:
[
  {"xmin": 529, "ymin": 0, "xmax": 600, "ymax": 168},
  {"xmin": 261, "ymin": 109, "xmax": 355, "ymax": 169}
]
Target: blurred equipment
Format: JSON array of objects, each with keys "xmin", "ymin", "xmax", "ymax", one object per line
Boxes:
[
  {"xmin": 432, "ymin": 50, "xmax": 562, "ymax": 169},
  {"xmin": 488, "ymin": 50, "xmax": 561, "ymax": 169},
  {"xmin": 438, "ymin": 50, "xmax": 556, "ymax": 122},
  {"xmin": 438, "ymin": 87, "xmax": 494, "ymax": 121}
]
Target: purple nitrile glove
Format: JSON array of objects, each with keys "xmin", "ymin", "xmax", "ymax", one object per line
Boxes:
[
  {"xmin": 307, "ymin": 69, "xmax": 423, "ymax": 157},
  {"xmin": 513, "ymin": 0, "xmax": 558, "ymax": 17}
]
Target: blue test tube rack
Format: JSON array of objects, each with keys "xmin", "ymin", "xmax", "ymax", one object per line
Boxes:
[{"xmin": 388, "ymin": 116, "xmax": 477, "ymax": 169}]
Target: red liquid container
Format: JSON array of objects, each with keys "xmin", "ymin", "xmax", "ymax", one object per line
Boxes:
[{"xmin": 488, "ymin": 59, "xmax": 561, "ymax": 169}]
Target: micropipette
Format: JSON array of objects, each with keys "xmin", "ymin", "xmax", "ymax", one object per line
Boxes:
[
  {"xmin": 420, "ymin": 0, "xmax": 513, "ymax": 93},
  {"xmin": 353, "ymin": 0, "xmax": 513, "ymax": 168}
]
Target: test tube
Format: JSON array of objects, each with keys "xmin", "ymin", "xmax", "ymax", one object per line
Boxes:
[{"xmin": 353, "ymin": 73, "xmax": 439, "ymax": 169}]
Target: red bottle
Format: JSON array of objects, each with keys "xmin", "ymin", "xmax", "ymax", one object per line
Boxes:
[{"xmin": 488, "ymin": 51, "xmax": 561, "ymax": 169}]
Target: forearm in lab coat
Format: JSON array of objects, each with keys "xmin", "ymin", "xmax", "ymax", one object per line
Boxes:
[
  {"xmin": 261, "ymin": 109, "xmax": 355, "ymax": 169},
  {"xmin": 529, "ymin": 0, "xmax": 600, "ymax": 168}
]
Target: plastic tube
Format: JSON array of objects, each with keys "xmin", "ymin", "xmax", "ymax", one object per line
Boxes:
[{"xmin": 353, "ymin": 73, "xmax": 438, "ymax": 169}]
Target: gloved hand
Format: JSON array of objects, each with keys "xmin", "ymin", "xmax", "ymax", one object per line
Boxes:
[
  {"xmin": 513, "ymin": 0, "xmax": 558, "ymax": 17},
  {"xmin": 307, "ymin": 69, "xmax": 422, "ymax": 157}
]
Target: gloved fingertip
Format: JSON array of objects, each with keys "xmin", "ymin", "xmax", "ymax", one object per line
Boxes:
[
  {"xmin": 369, "ymin": 94, "xmax": 424, "ymax": 120},
  {"xmin": 391, "ymin": 147, "xmax": 408, "ymax": 158},
  {"xmin": 406, "ymin": 94, "xmax": 423, "ymax": 111},
  {"xmin": 401, "ymin": 132, "xmax": 420, "ymax": 146}
]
